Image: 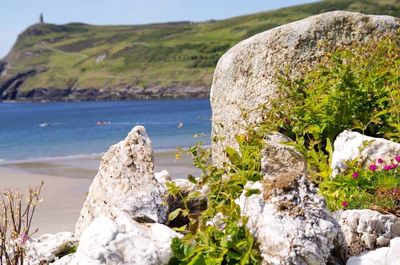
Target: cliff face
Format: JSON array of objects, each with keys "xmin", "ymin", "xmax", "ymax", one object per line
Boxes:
[{"xmin": 2, "ymin": 0, "xmax": 400, "ymax": 101}]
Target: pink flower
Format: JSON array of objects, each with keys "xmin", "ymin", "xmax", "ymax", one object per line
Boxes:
[
  {"xmin": 18, "ymin": 233, "xmax": 29, "ymax": 246},
  {"xmin": 395, "ymin": 155, "xmax": 400, "ymax": 163},
  {"xmin": 377, "ymin": 158, "xmax": 384, "ymax": 164},
  {"xmin": 391, "ymin": 164, "xmax": 398, "ymax": 170},
  {"xmin": 342, "ymin": 201, "xmax": 349, "ymax": 208},
  {"xmin": 352, "ymin": 172, "xmax": 359, "ymax": 179},
  {"xmin": 369, "ymin": 164, "xmax": 378, "ymax": 171},
  {"xmin": 384, "ymin": 165, "xmax": 392, "ymax": 171}
]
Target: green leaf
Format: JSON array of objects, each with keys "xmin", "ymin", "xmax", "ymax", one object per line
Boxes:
[
  {"xmin": 168, "ymin": 208, "xmax": 182, "ymax": 221},
  {"xmin": 225, "ymin": 146, "xmax": 242, "ymax": 166},
  {"xmin": 245, "ymin": 189, "xmax": 261, "ymax": 197},
  {"xmin": 188, "ymin": 174, "xmax": 198, "ymax": 184},
  {"xmin": 187, "ymin": 253, "xmax": 206, "ymax": 265}
]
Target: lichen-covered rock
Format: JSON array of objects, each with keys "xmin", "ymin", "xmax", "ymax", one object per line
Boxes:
[
  {"xmin": 262, "ymin": 133, "xmax": 308, "ymax": 178},
  {"xmin": 346, "ymin": 237, "xmax": 400, "ymax": 265},
  {"xmin": 65, "ymin": 216, "xmax": 182, "ymax": 265},
  {"xmin": 75, "ymin": 126, "xmax": 168, "ymax": 238},
  {"xmin": 237, "ymin": 176, "xmax": 344, "ymax": 265},
  {"xmin": 336, "ymin": 209, "xmax": 400, "ymax": 256},
  {"xmin": 211, "ymin": 11, "xmax": 400, "ymax": 165},
  {"xmin": 25, "ymin": 232, "xmax": 76, "ymax": 265},
  {"xmin": 331, "ymin": 131, "xmax": 400, "ymax": 176}
]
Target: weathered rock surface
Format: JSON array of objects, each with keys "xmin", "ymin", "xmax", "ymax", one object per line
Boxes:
[
  {"xmin": 59, "ymin": 216, "xmax": 181, "ymax": 265},
  {"xmin": 25, "ymin": 232, "xmax": 76, "ymax": 265},
  {"xmin": 336, "ymin": 209, "xmax": 400, "ymax": 256},
  {"xmin": 211, "ymin": 11, "xmax": 400, "ymax": 165},
  {"xmin": 236, "ymin": 132, "xmax": 343, "ymax": 264},
  {"xmin": 238, "ymin": 176, "xmax": 344, "ymax": 264},
  {"xmin": 331, "ymin": 130, "xmax": 400, "ymax": 176},
  {"xmin": 346, "ymin": 237, "xmax": 400, "ymax": 265},
  {"xmin": 154, "ymin": 170, "xmax": 172, "ymax": 185},
  {"xmin": 262, "ymin": 133, "xmax": 308, "ymax": 178},
  {"xmin": 75, "ymin": 126, "xmax": 168, "ymax": 238},
  {"xmin": 52, "ymin": 254, "xmax": 75, "ymax": 265}
]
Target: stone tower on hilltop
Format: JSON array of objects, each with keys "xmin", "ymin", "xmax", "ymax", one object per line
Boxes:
[{"xmin": 39, "ymin": 13, "xmax": 44, "ymax": 23}]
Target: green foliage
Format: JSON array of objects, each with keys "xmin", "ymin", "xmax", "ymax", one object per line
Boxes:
[
  {"xmin": 320, "ymin": 156, "xmax": 400, "ymax": 212},
  {"xmin": 168, "ymin": 132, "xmax": 264, "ymax": 265},
  {"xmin": 268, "ymin": 34, "xmax": 400, "ymax": 182},
  {"xmin": 252, "ymin": 34, "xmax": 400, "ymax": 214}
]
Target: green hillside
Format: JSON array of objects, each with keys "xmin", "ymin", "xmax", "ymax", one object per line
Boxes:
[{"xmin": 1, "ymin": 0, "xmax": 400, "ymax": 101}]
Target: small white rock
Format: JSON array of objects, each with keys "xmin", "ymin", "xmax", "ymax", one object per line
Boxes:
[{"xmin": 67, "ymin": 215, "xmax": 182, "ymax": 265}]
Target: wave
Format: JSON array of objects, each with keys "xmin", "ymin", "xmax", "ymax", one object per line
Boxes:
[
  {"xmin": 0, "ymin": 152, "xmax": 105, "ymax": 165},
  {"xmin": 0, "ymin": 145, "xmax": 212, "ymax": 165}
]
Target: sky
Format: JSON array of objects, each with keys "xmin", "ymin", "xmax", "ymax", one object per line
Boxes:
[{"xmin": 0, "ymin": 0, "xmax": 318, "ymax": 58}]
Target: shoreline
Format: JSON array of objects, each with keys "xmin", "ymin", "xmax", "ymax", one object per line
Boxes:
[
  {"xmin": 0, "ymin": 96, "xmax": 210, "ymax": 104},
  {"xmin": 0, "ymin": 150, "xmax": 199, "ymax": 235}
]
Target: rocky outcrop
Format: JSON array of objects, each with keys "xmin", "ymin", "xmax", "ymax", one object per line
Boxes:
[
  {"xmin": 0, "ymin": 62, "xmax": 6, "ymax": 76},
  {"xmin": 25, "ymin": 232, "xmax": 76, "ymax": 265},
  {"xmin": 211, "ymin": 11, "xmax": 400, "ymax": 165},
  {"xmin": 75, "ymin": 126, "xmax": 168, "ymax": 238},
  {"xmin": 331, "ymin": 131, "xmax": 400, "ymax": 176},
  {"xmin": 238, "ymin": 177, "xmax": 344, "ymax": 265},
  {"xmin": 0, "ymin": 85, "xmax": 209, "ymax": 102},
  {"xmin": 346, "ymin": 237, "xmax": 400, "ymax": 265},
  {"xmin": 57, "ymin": 216, "xmax": 181, "ymax": 265},
  {"xmin": 336, "ymin": 209, "xmax": 400, "ymax": 256},
  {"xmin": 0, "ymin": 69, "xmax": 39, "ymax": 99},
  {"xmin": 237, "ymin": 135, "xmax": 343, "ymax": 264}
]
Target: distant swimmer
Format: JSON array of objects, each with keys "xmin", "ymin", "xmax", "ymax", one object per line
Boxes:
[
  {"xmin": 177, "ymin": 122, "xmax": 184, "ymax": 128},
  {"xmin": 96, "ymin": 121, "xmax": 111, "ymax": 126},
  {"xmin": 39, "ymin": 123, "xmax": 50, "ymax": 127}
]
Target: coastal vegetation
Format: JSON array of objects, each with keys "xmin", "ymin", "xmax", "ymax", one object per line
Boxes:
[
  {"xmin": 271, "ymin": 34, "xmax": 400, "ymax": 213},
  {"xmin": 167, "ymin": 32, "xmax": 400, "ymax": 264},
  {"xmin": 2, "ymin": 0, "xmax": 400, "ymax": 100},
  {"xmin": 168, "ymin": 138, "xmax": 263, "ymax": 264}
]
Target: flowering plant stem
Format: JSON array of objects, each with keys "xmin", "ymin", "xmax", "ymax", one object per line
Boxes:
[{"xmin": 0, "ymin": 182, "xmax": 43, "ymax": 265}]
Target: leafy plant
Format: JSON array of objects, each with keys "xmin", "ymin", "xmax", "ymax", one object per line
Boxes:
[
  {"xmin": 263, "ymin": 34, "xmax": 400, "ymax": 183},
  {"xmin": 0, "ymin": 182, "xmax": 44, "ymax": 265},
  {"xmin": 320, "ymin": 155, "xmax": 400, "ymax": 213},
  {"xmin": 168, "ymin": 132, "xmax": 263, "ymax": 265}
]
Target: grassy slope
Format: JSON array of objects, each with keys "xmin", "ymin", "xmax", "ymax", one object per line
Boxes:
[{"xmin": 2, "ymin": 0, "xmax": 400, "ymax": 94}]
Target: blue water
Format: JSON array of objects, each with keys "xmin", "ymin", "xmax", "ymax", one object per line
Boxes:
[{"xmin": 0, "ymin": 99, "xmax": 211, "ymax": 161}]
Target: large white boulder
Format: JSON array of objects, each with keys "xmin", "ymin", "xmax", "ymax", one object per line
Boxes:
[
  {"xmin": 211, "ymin": 11, "xmax": 400, "ymax": 165},
  {"xmin": 336, "ymin": 209, "xmax": 400, "ymax": 256},
  {"xmin": 331, "ymin": 130, "xmax": 400, "ymax": 175},
  {"xmin": 60, "ymin": 216, "xmax": 182, "ymax": 265},
  {"xmin": 346, "ymin": 237, "xmax": 400, "ymax": 265},
  {"xmin": 75, "ymin": 126, "xmax": 168, "ymax": 238}
]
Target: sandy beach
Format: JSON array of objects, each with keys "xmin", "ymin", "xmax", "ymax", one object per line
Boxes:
[{"xmin": 0, "ymin": 150, "xmax": 199, "ymax": 235}]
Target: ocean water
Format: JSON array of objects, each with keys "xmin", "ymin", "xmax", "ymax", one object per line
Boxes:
[{"xmin": 0, "ymin": 99, "xmax": 211, "ymax": 162}]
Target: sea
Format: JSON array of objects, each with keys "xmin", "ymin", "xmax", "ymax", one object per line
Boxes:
[{"xmin": 0, "ymin": 99, "xmax": 211, "ymax": 162}]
